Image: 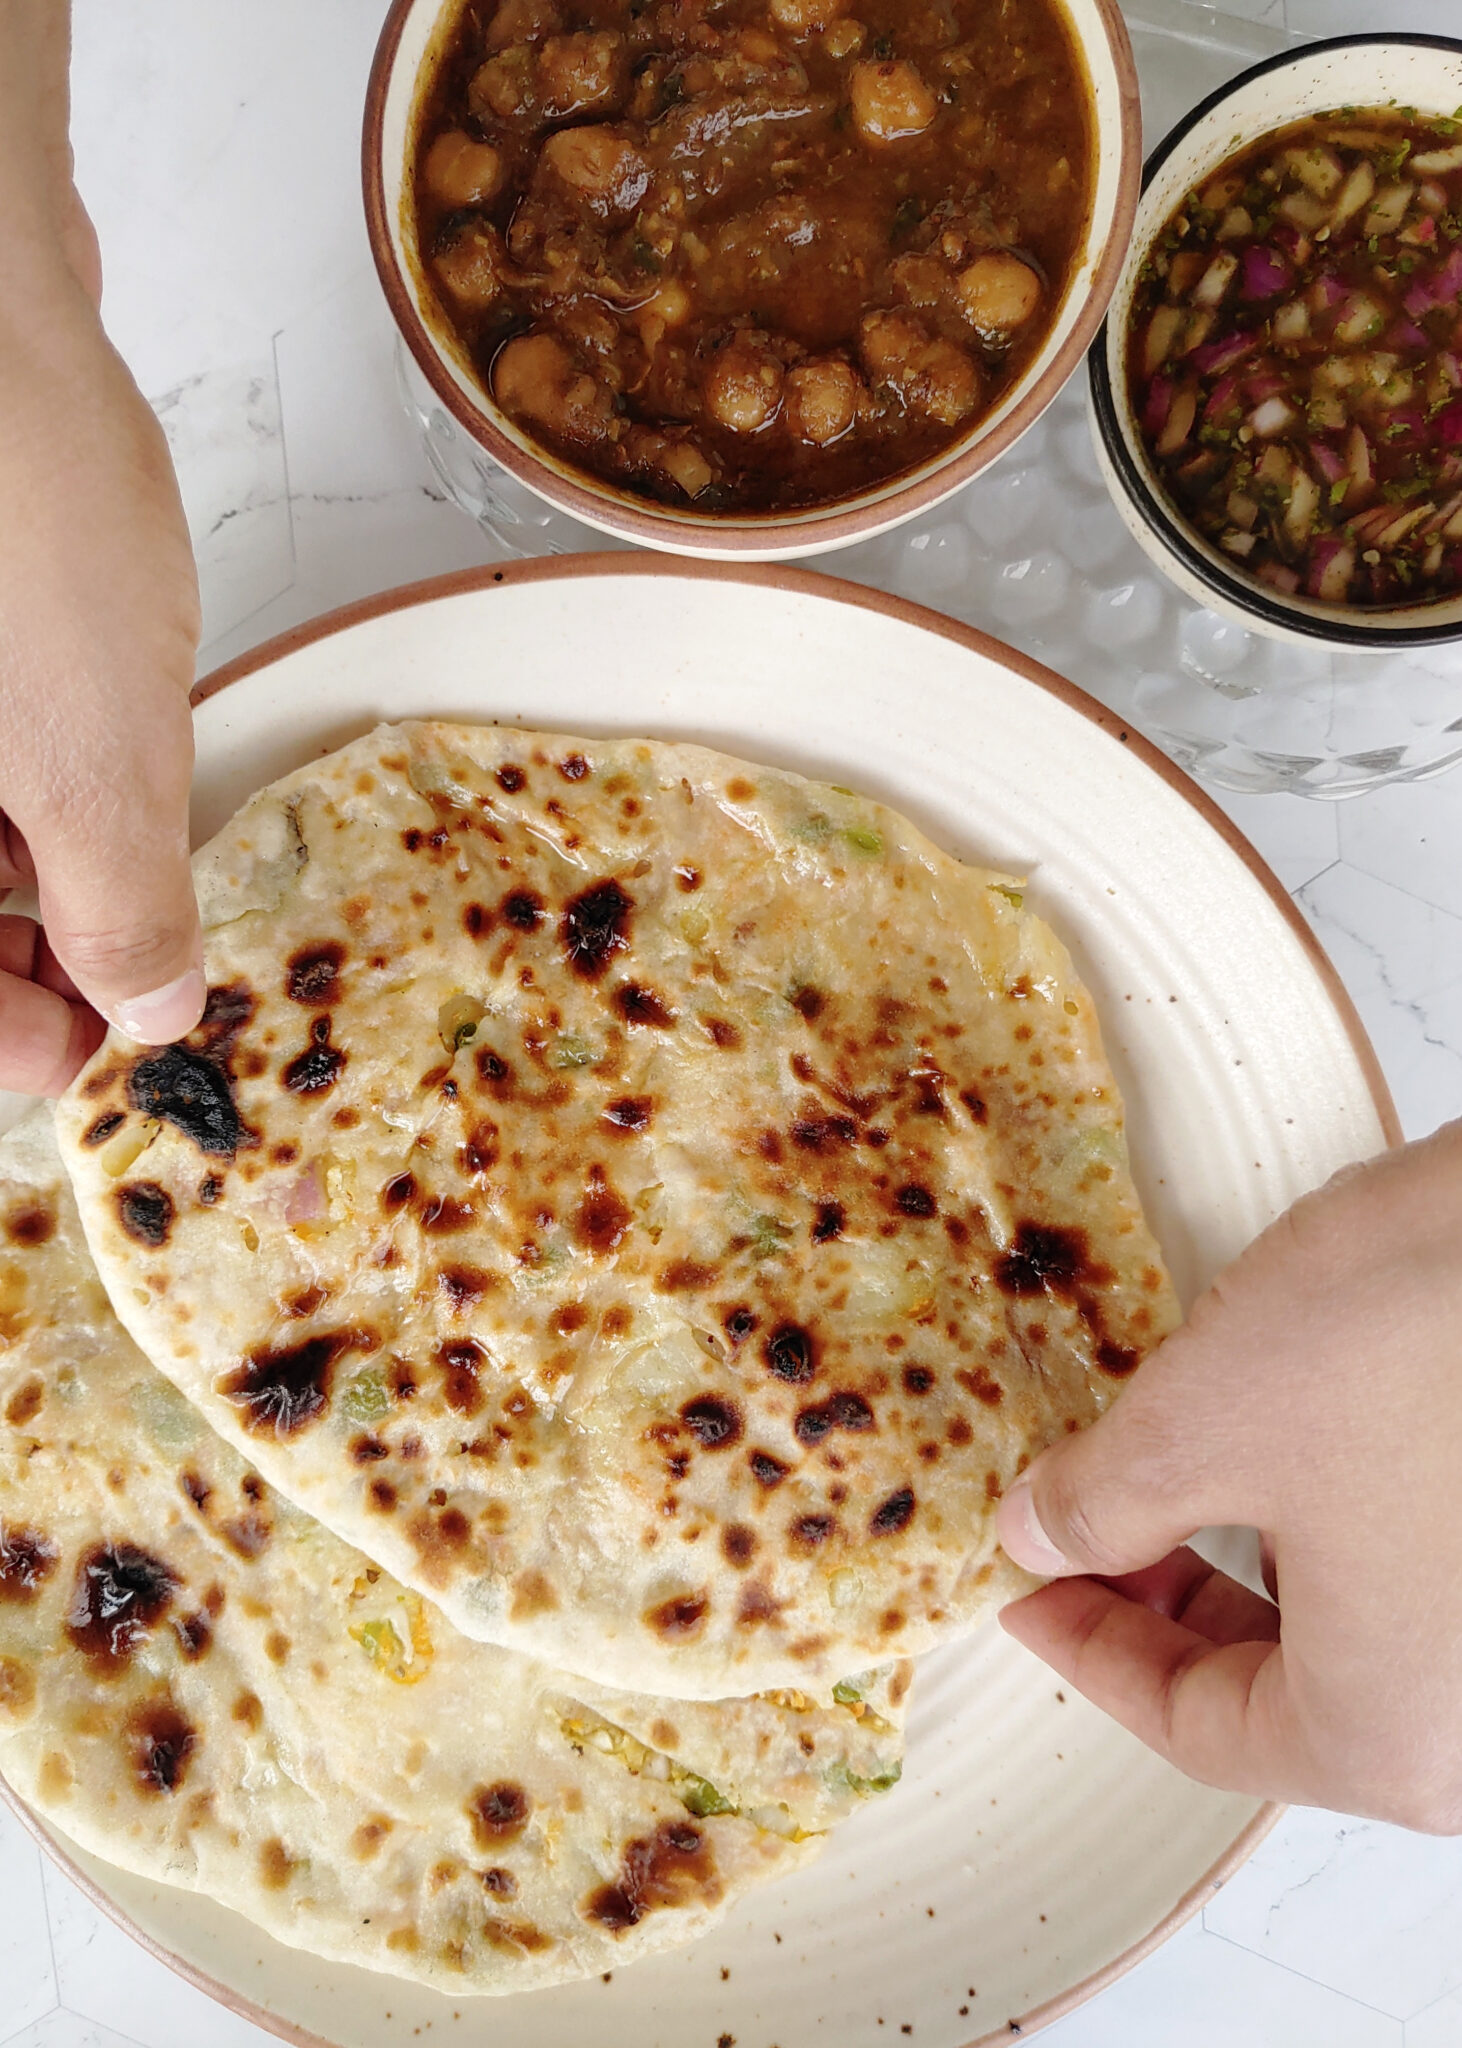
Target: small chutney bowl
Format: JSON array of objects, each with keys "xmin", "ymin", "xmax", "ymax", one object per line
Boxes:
[
  {"xmin": 364, "ymin": 0, "xmax": 1141, "ymax": 563},
  {"xmin": 1089, "ymin": 32, "xmax": 1462, "ymax": 649}
]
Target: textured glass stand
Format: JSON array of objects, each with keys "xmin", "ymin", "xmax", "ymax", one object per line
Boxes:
[{"xmin": 400, "ymin": 0, "xmax": 1462, "ymax": 798}]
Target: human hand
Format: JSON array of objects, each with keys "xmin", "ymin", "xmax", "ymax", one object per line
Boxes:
[
  {"xmin": 0, "ymin": 0, "xmax": 204, "ymax": 1096},
  {"xmin": 996, "ymin": 1120, "xmax": 1462, "ymax": 1833}
]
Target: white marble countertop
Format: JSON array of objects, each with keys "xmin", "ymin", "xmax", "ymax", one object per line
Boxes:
[{"xmin": 4, "ymin": 2, "xmax": 1462, "ymax": 2044}]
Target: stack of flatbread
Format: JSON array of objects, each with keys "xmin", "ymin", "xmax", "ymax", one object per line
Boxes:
[{"xmin": 0, "ymin": 723, "xmax": 1179, "ymax": 1995}]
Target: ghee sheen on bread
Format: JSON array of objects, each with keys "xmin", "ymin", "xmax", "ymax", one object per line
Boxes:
[{"xmin": 57, "ymin": 724, "xmax": 1179, "ymax": 1699}]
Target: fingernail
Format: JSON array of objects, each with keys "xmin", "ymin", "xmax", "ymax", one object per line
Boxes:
[
  {"xmin": 107, "ymin": 968, "xmax": 207, "ymax": 1045},
  {"xmin": 997, "ymin": 1478, "xmax": 1074, "ymax": 1578}
]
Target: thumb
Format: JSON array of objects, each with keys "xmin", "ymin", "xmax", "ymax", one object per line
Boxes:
[
  {"xmin": 995, "ymin": 1336, "xmax": 1235, "ymax": 1580},
  {"xmin": 24, "ymin": 738, "xmax": 205, "ymax": 1046}
]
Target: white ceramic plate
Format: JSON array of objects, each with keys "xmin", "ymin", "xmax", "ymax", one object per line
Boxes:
[{"xmin": 9, "ymin": 561, "xmax": 1395, "ymax": 2047}]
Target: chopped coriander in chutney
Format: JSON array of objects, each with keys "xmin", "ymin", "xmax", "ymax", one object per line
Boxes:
[{"xmin": 1127, "ymin": 107, "xmax": 1462, "ymax": 609}]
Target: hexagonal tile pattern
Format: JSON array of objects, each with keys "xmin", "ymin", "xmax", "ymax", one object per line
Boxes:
[
  {"xmin": 40, "ymin": 1860, "xmax": 276, "ymax": 2048},
  {"xmin": 194, "ymin": 268, "xmax": 499, "ymax": 678},
  {"xmin": 1296, "ymin": 866, "xmax": 1462, "ymax": 1141},
  {"xmin": 1, "ymin": 2014, "xmax": 150, "ymax": 2048},
  {"xmin": 1408, "ymin": 1987, "xmax": 1462, "ymax": 2048},
  {"xmin": 0, "ymin": 1806, "xmax": 57, "ymax": 2038},
  {"xmin": 1337, "ymin": 776, "xmax": 1462, "ymax": 926},
  {"xmin": 1205, "ymin": 1809, "xmax": 1462, "ymax": 2022},
  {"xmin": 1044, "ymin": 1917, "xmax": 1402, "ymax": 2047},
  {"xmin": 152, "ymin": 356, "xmax": 295, "ymax": 654}
]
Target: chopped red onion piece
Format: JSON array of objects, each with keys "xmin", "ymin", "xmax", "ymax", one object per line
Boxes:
[
  {"xmin": 1307, "ymin": 536, "xmax": 1356, "ymax": 602},
  {"xmin": 1202, "ymin": 371, "xmax": 1243, "ymax": 423},
  {"xmin": 1421, "ymin": 491, "xmax": 1462, "ymax": 536},
  {"xmin": 1349, "ymin": 503, "xmax": 1395, "ymax": 544},
  {"xmin": 1190, "ymin": 331, "xmax": 1259, "ymax": 375},
  {"xmin": 1386, "ymin": 408, "xmax": 1427, "ymax": 442},
  {"xmin": 1240, "ymin": 244, "xmax": 1292, "ymax": 300},
  {"xmin": 1142, "ymin": 373, "xmax": 1174, "ymax": 440},
  {"xmin": 1385, "ymin": 319, "xmax": 1429, "ymax": 351}
]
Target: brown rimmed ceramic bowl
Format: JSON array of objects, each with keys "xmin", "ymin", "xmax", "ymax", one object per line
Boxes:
[
  {"xmin": 2, "ymin": 557, "xmax": 1399, "ymax": 2047},
  {"xmin": 363, "ymin": 1, "xmax": 1142, "ymax": 561}
]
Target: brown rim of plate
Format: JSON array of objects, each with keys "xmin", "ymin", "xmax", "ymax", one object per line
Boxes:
[
  {"xmin": 360, "ymin": 0, "xmax": 1143, "ymax": 555},
  {"xmin": 5, "ymin": 554, "xmax": 1398, "ymax": 2047}
]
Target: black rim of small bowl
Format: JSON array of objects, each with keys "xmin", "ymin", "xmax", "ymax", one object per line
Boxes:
[{"xmin": 1088, "ymin": 30, "xmax": 1462, "ymax": 650}]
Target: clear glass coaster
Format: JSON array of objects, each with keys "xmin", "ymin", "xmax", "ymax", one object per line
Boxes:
[{"xmin": 398, "ymin": 337, "xmax": 1462, "ymax": 799}]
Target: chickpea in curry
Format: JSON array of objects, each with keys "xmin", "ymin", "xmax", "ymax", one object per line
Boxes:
[{"xmin": 410, "ymin": 0, "xmax": 1093, "ymax": 514}]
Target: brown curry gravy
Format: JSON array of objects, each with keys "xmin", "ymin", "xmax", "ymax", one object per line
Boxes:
[{"xmin": 409, "ymin": 0, "xmax": 1093, "ymax": 514}]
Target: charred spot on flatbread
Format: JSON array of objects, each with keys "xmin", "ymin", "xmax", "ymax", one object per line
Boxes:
[
  {"xmin": 870, "ymin": 1487, "xmax": 916, "ymax": 1536},
  {"xmin": 680, "ymin": 1396, "xmax": 742, "ymax": 1449},
  {"xmin": 127, "ymin": 1044, "xmax": 246, "ymax": 1159},
  {"xmin": 647, "ymin": 1593, "xmax": 708, "ymax": 1640},
  {"xmin": 468, "ymin": 1781, "xmax": 531, "ymax": 1845},
  {"xmin": 281, "ymin": 1017, "xmax": 346, "ymax": 1096},
  {"xmin": 993, "ymin": 1221, "xmax": 1109, "ymax": 1298},
  {"xmin": 763, "ymin": 1324, "xmax": 815, "ymax": 1385},
  {"xmin": 54, "ymin": 722, "xmax": 1179, "ymax": 1700},
  {"xmin": 66, "ymin": 1543, "xmax": 178, "ymax": 1671},
  {"xmin": 2, "ymin": 1200, "xmax": 55, "ymax": 1247},
  {"xmin": 573, "ymin": 1170, "xmax": 631, "ymax": 1255},
  {"xmin": 583, "ymin": 1820, "xmax": 720, "ymax": 1932},
  {"xmin": 218, "ymin": 1330, "xmax": 369, "ymax": 1436},
  {"xmin": 614, "ymin": 983, "xmax": 675, "ymax": 1029},
  {"xmin": 285, "ymin": 942, "xmax": 346, "ymax": 1006},
  {"xmin": 438, "ymin": 1340, "xmax": 486, "ymax": 1417},
  {"xmin": 561, "ymin": 879, "xmax": 632, "ymax": 978},
  {"xmin": 4, "ymin": 1378, "xmax": 44, "ymax": 1428},
  {"xmin": 502, "ymin": 888, "xmax": 545, "ymax": 932},
  {"xmin": 127, "ymin": 1695, "xmax": 197, "ymax": 1794},
  {"xmin": 0, "ymin": 1526, "xmax": 58, "ymax": 1604},
  {"xmin": 116, "ymin": 1182, "xmax": 174, "ymax": 1247}
]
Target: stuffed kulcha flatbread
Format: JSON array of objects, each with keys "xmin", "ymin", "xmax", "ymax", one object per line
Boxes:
[
  {"xmin": 0, "ymin": 1110, "xmax": 907, "ymax": 1994},
  {"xmin": 56, "ymin": 723, "xmax": 1179, "ymax": 1698}
]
